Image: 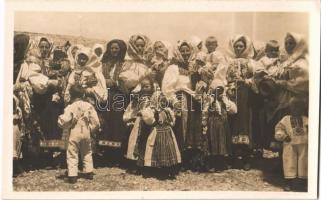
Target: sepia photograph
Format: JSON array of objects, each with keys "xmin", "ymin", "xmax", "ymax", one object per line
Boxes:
[{"xmin": 2, "ymin": 0, "xmax": 320, "ymax": 199}]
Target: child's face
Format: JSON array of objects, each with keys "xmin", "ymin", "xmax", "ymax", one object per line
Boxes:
[
  {"xmin": 140, "ymin": 79, "xmax": 153, "ymax": 95},
  {"xmin": 266, "ymin": 47, "xmax": 279, "ymax": 58},
  {"xmin": 77, "ymin": 53, "xmax": 89, "ymax": 67},
  {"xmin": 206, "ymin": 41, "xmax": 217, "ymax": 53},
  {"xmin": 94, "ymin": 48, "xmax": 103, "ymax": 57},
  {"xmin": 179, "ymin": 45, "xmax": 191, "ymax": 62},
  {"xmin": 135, "ymin": 38, "xmax": 145, "ymax": 55}
]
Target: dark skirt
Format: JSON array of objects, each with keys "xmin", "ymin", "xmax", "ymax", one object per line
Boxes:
[
  {"xmin": 99, "ymin": 88, "xmax": 129, "ymax": 148},
  {"xmin": 146, "ymin": 126, "xmax": 181, "ymax": 168},
  {"xmin": 174, "ymin": 92, "xmax": 205, "ymax": 151},
  {"xmin": 229, "ymin": 84, "xmax": 253, "ymax": 148},
  {"xmin": 207, "ymin": 113, "xmax": 232, "ymax": 156},
  {"xmin": 32, "ymin": 91, "xmax": 64, "ymax": 149}
]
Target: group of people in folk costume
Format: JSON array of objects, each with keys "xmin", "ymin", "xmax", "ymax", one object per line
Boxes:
[{"xmin": 13, "ymin": 32, "xmax": 308, "ymax": 191}]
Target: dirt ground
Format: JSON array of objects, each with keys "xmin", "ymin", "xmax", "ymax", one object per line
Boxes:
[{"xmin": 13, "ymin": 157, "xmax": 285, "ymax": 192}]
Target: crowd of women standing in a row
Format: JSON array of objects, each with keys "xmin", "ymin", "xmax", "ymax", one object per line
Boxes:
[{"xmin": 13, "ymin": 32, "xmax": 308, "ymax": 182}]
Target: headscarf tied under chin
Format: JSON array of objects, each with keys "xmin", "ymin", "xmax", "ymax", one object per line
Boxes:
[
  {"xmin": 101, "ymin": 39, "xmax": 127, "ymax": 63},
  {"xmin": 127, "ymin": 35, "xmax": 153, "ymax": 63},
  {"xmin": 74, "ymin": 47, "xmax": 101, "ymax": 70},
  {"xmin": 285, "ymin": 32, "xmax": 308, "ymax": 61},
  {"xmin": 67, "ymin": 44, "xmax": 85, "ymax": 69},
  {"xmin": 36, "ymin": 36, "xmax": 54, "ymax": 59},
  {"xmin": 171, "ymin": 40, "xmax": 196, "ymax": 65},
  {"xmin": 92, "ymin": 43, "xmax": 105, "ymax": 60},
  {"xmin": 152, "ymin": 40, "xmax": 173, "ymax": 61},
  {"xmin": 227, "ymin": 34, "xmax": 255, "ymax": 59}
]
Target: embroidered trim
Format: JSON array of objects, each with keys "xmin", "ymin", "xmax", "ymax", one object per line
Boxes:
[{"xmin": 98, "ymin": 140, "xmax": 121, "ymax": 147}]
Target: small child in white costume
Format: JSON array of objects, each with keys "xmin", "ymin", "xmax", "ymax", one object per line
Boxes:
[
  {"xmin": 275, "ymin": 97, "xmax": 308, "ymax": 192},
  {"xmin": 58, "ymin": 85, "xmax": 100, "ymax": 184}
]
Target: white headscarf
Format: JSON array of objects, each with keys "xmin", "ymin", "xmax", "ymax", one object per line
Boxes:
[
  {"xmin": 190, "ymin": 36, "xmax": 203, "ymax": 52},
  {"xmin": 226, "ymin": 34, "xmax": 255, "ymax": 59},
  {"xmin": 92, "ymin": 43, "xmax": 105, "ymax": 60}
]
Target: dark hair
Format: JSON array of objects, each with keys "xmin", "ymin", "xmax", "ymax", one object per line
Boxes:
[
  {"xmin": 265, "ymin": 40, "xmax": 279, "ymax": 51},
  {"xmin": 14, "ymin": 34, "xmax": 30, "ymax": 62},
  {"xmin": 179, "ymin": 42, "xmax": 191, "ymax": 51},
  {"xmin": 39, "ymin": 37, "xmax": 50, "ymax": 46},
  {"xmin": 101, "ymin": 39, "xmax": 127, "ymax": 63}
]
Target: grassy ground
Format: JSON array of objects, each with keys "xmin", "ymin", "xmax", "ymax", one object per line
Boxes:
[{"xmin": 13, "ymin": 157, "xmax": 285, "ymax": 192}]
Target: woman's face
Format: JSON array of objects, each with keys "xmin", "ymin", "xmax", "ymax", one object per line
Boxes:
[
  {"xmin": 94, "ymin": 48, "xmax": 103, "ymax": 57},
  {"xmin": 39, "ymin": 41, "xmax": 50, "ymax": 58},
  {"xmin": 179, "ymin": 44, "xmax": 191, "ymax": 62},
  {"xmin": 285, "ymin": 35, "xmax": 296, "ymax": 54},
  {"xmin": 234, "ymin": 40, "xmax": 246, "ymax": 57},
  {"xmin": 135, "ymin": 38, "xmax": 145, "ymax": 55},
  {"xmin": 154, "ymin": 42, "xmax": 166, "ymax": 58},
  {"xmin": 266, "ymin": 47, "xmax": 279, "ymax": 58},
  {"xmin": 77, "ymin": 53, "xmax": 89, "ymax": 67},
  {"xmin": 110, "ymin": 42, "xmax": 121, "ymax": 58}
]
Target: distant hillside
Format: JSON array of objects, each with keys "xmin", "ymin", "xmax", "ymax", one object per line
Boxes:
[{"xmin": 14, "ymin": 31, "xmax": 107, "ymax": 48}]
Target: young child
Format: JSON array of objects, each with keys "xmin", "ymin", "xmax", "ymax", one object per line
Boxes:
[
  {"xmin": 258, "ymin": 40, "xmax": 281, "ymax": 77},
  {"xmin": 58, "ymin": 85, "xmax": 100, "ymax": 184},
  {"xmin": 202, "ymin": 80, "xmax": 237, "ymax": 172},
  {"xmin": 143, "ymin": 91, "xmax": 181, "ymax": 179},
  {"xmin": 275, "ymin": 97, "xmax": 308, "ymax": 192},
  {"xmin": 124, "ymin": 76, "xmax": 155, "ymax": 174},
  {"xmin": 64, "ymin": 47, "xmax": 107, "ymax": 106}
]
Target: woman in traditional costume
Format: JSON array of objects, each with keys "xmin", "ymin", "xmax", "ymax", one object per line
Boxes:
[
  {"xmin": 98, "ymin": 39, "xmax": 130, "ymax": 164},
  {"xmin": 162, "ymin": 40, "xmax": 207, "ymax": 171},
  {"xmin": 223, "ymin": 35, "xmax": 259, "ymax": 170}
]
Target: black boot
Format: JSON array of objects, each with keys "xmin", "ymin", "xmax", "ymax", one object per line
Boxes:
[
  {"xmin": 297, "ymin": 178, "xmax": 308, "ymax": 192},
  {"xmin": 283, "ymin": 178, "xmax": 294, "ymax": 191},
  {"xmin": 66, "ymin": 176, "xmax": 78, "ymax": 184},
  {"xmin": 83, "ymin": 172, "xmax": 94, "ymax": 180}
]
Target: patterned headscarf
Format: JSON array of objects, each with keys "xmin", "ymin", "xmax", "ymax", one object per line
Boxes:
[
  {"xmin": 171, "ymin": 40, "xmax": 196, "ymax": 65},
  {"xmin": 101, "ymin": 39, "xmax": 127, "ymax": 63},
  {"xmin": 190, "ymin": 36, "xmax": 203, "ymax": 51},
  {"xmin": 127, "ymin": 34, "xmax": 153, "ymax": 63}
]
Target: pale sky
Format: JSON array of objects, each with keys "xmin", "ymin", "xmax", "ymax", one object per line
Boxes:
[{"xmin": 14, "ymin": 12, "xmax": 309, "ymax": 46}]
